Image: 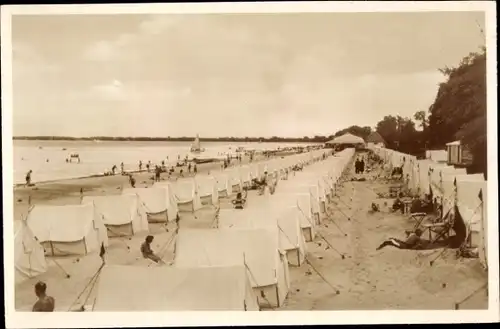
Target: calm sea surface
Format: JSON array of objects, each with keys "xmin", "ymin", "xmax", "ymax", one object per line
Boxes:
[{"xmin": 13, "ymin": 140, "xmax": 317, "ymax": 184}]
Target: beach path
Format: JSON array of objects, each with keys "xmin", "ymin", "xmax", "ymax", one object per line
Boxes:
[{"xmin": 279, "ymin": 163, "xmax": 488, "ymax": 310}]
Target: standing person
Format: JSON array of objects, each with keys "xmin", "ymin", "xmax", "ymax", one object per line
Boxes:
[
  {"xmin": 193, "ymin": 164, "xmax": 197, "ymax": 175},
  {"xmin": 146, "ymin": 162, "xmax": 150, "ymax": 173},
  {"xmin": 188, "ymin": 163, "xmax": 192, "ymax": 174},
  {"xmin": 139, "ymin": 161, "xmax": 143, "ymax": 171},
  {"xmin": 155, "ymin": 166, "xmax": 161, "ymax": 182},
  {"xmin": 360, "ymin": 158, "xmax": 365, "ymax": 173},
  {"xmin": 25, "ymin": 170, "xmax": 33, "ymax": 186},
  {"xmin": 120, "ymin": 162, "xmax": 125, "ymax": 174},
  {"xmin": 32, "ymin": 281, "xmax": 55, "ymax": 312}
]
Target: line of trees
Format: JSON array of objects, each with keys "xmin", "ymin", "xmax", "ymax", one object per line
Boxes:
[{"xmin": 333, "ymin": 46, "xmax": 487, "ymax": 175}]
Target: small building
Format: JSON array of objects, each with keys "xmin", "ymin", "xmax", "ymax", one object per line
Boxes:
[
  {"xmin": 446, "ymin": 140, "xmax": 473, "ymax": 167},
  {"xmin": 366, "ymin": 131, "xmax": 386, "ymax": 148}
]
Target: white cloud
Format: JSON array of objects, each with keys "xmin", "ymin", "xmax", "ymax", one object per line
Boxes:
[
  {"xmin": 91, "ymin": 79, "xmax": 125, "ymax": 100},
  {"xmin": 138, "ymin": 15, "xmax": 183, "ymax": 35},
  {"xmin": 83, "ymin": 40, "xmax": 117, "ymax": 62}
]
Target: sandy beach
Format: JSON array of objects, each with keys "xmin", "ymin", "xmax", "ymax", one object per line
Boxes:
[
  {"xmin": 13, "ymin": 152, "xmax": 488, "ymax": 311},
  {"xmin": 13, "ymin": 153, "xmax": 267, "ymax": 225}
]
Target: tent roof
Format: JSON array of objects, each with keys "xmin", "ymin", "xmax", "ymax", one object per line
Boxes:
[
  {"xmin": 82, "ymin": 195, "xmax": 139, "ymax": 225},
  {"xmin": 326, "ymin": 133, "xmax": 365, "ymax": 145},
  {"xmin": 94, "ymin": 265, "xmax": 258, "ymax": 311},
  {"xmin": 446, "ymin": 140, "xmax": 461, "ymax": 146},
  {"xmin": 27, "ymin": 203, "xmax": 99, "ymax": 243},
  {"xmin": 175, "ymin": 228, "xmax": 280, "ymax": 287},
  {"xmin": 366, "ymin": 131, "xmax": 386, "ymax": 144}
]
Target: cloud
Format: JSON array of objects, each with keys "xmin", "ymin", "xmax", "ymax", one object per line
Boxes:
[
  {"xmin": 83, "ymin": 40, "xmax": 116, "ymax": 62},
  {"xmin": 91, "ymin": 79, "xmax": 125, "ymax": 100},
  {"xmin": 82, "ymin": 16, "xmax": 183, "ymax": 63}
]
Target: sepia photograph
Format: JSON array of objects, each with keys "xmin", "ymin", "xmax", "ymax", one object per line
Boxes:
[{"xmin": 2, "ymin": 1, "xmax": 498, "ymax": 327}]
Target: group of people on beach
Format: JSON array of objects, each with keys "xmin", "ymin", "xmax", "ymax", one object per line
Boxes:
[{"xmin": 355, "ymin": 157, "xmax": 366, "ymax": 174}]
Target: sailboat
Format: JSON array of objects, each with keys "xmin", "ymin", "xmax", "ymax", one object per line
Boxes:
[{"xmin": 190, "ymin": 134, "xmax": 205, "ymax": 153}]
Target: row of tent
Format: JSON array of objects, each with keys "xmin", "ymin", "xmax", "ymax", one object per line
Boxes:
[
  {"xmin": 15, "ymin": 147, "xmax": 356, "ymax": 310},
  {"xmin": 369, "ymin": 145, "xmax": 488, "ymax": 270}
]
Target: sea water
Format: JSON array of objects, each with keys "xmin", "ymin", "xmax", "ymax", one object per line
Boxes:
[{"xmin": 13, "ymin": 140, "xmax": 314, "ymax": 184}]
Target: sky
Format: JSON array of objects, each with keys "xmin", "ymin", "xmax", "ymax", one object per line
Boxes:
[{"xmin": 11, "ymin": 11, "xmax": 485, "ymax": 138}]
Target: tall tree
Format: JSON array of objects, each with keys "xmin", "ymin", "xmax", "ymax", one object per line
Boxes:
[{"xmin": 427, "ymin": 47, "xmax": 486, "ymax": 175}]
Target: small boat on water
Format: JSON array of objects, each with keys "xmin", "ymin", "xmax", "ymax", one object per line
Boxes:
[{"xmin": 190, "ymin": 134, "xmax": 205, "ymax": 153}]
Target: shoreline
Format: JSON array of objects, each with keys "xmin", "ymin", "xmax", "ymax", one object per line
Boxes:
[{"xmin": 12, "ymin": 153, "xmax": 282, "ymax": 222}]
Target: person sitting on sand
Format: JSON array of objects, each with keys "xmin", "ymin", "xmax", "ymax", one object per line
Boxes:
[
  {"xmin": 392, "ymin": 196, "xmax": 404, "ymax": 213},
  {"xmin": 129, "ymin": 174, "xmax": 136, "ymax": 188},
  {"xmin": 111, "ymin": 165, "xmax": 117, "ymax": 175},
  {"xmin": 141, "ymin": 235, "xmax": 165, "ymax": 264},
  {"xmin": 179, "ymin": 169, "xmax": 184, "ymax": 177},
  {"xmin": 376, "ymin": 229, "xmax": 424, "ymax": 251},
  {"xmin": 232, "ymin": 192, "xmax": 247, "ymax": 209},
  {"xmin": 32, "ymin": 281, "xmax": 55, "ymax": 312},
  {"xmin": 26, "ymin": 170, "xmax": 33, "ymax": 186}
]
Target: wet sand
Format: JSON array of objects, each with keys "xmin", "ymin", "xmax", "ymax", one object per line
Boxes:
[{"xmin": 13, "ymin": 153, "xmax": 488, "ymax": 311}]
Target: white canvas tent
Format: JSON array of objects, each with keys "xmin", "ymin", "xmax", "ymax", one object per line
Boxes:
[
  {"xmin": 268, "ymin": 194, "xmax": 315, "ymax": 242},
  {"xmin": 217, "ymin": 206, "xmax": 307, "ymax": 266},
  {"xmin": 14, "ymin": 220, "xmax": 48, "ymax": 282},
  {"xmin": 94, "ymin": 265, "xmax": 259, "ymax": 311},
  {"xmin": 239, "ymin": 165, "xmax": 252, "ymax": 187},
  {"xmin": 226, "ymin": 169, "xmax": 243, "ymax": 193},
  {"xmin": 123, "ymin": 186, "xmax": 178, "ymax": 223},
  {"xmin": 416, "ymin": 160, "xmax": 433, "ymax": 196},
  {"xmin": 455, "ymin": 175, "xmax": 486, "ymax": 248},
  {"xmin": 441, "ymin": 170, "xmax": 467, "ymax": 216},
  {"xmin": 326, "ymin": 133, "xmax": 365, "ymax": 146},
  {"xmin": 214, "ymin": 174, "xmax": 232, "ymax": 198},
  {"xmin": 173, "ymin": 179, "xmax": 203, "ymax": 213},
  {"xmin": 26, "ymin": 203, "xmax": 108, "ymax": 256},
  {"xmin": 82, "ymin": 195, "xmax": 149, "ymax": 237},
  {"xmin": 175, "ymin": 228, "xmax": 290, "ymax": 308},
  {"xmin": 478, "ymin": 185, "xmax": 487, "ymax": 269},
  {"xmin": 277, "ymin": 181, "xmax": 321, "ymax": 225},
  {"xmin": 196, "ymin": 176, "xmax": 219, "ymax": 206}
]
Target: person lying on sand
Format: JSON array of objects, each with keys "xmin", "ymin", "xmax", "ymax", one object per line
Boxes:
[
  {"xmin": 32, "ymin": 281, "xmax": 55, "ymax": 312},
  {"xmin": 141, "ymin": 235, "xmax": 165, "ymax": 264},
  {"xmin": 376, "ymin": 229, "xmax": 424, "ymax": 251},
  {"xmin": 232, "ymin": 192, "xmax": 247, "ymax": 209}
]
